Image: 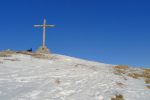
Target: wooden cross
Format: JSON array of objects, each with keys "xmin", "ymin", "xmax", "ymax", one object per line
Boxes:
[{"xmin": 34, "ymin": 19, "xmax": 55, "ymax": 48}]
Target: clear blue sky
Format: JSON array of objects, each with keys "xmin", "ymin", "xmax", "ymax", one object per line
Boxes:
[{"xmin": 0, "ymin": 0, "xmax": 150, "ymax": 67}]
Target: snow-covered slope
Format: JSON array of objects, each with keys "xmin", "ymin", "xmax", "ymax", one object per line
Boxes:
[{"xmin": 0, "ymin": 53, "xmax": 149, "ymax": 100}]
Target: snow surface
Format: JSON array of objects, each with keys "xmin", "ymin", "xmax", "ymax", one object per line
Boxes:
[{"xmin": 0, "ymin": 54, "xmax": 149, "ymax": 100}]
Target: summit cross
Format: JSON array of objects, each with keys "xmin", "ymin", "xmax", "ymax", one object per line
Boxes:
[{"xmin": 34, "ymin": 19, "xmax": 55, "ymax": 48}]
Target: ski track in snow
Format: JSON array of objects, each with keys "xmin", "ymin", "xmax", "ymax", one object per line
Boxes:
[{"xmin": 0, "ymin": 54, "xmax": 149, "ymax": 100}]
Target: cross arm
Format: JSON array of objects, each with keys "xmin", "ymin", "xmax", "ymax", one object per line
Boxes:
[
  {"xmin": 45, "ymin": 25, "xmax": 55, "ymax": 27},
  {"xmin": 34, "ymin": 25, "xmax": 43, "ymax": 27}
]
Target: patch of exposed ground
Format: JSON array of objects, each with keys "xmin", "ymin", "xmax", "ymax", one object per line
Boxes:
[{"xmin": 113, "ymin": 65, "xmax": 150, "ymax": 89}]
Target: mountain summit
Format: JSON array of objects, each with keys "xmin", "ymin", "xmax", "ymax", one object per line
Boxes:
[{"xmin": 0, "ymin": 51, "xmax": 149, "ymax": 100}]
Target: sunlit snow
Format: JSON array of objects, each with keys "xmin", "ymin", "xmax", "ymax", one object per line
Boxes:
[{"xmin": 0, "ymin": 54, "xmax": 149, "ymax": 100}]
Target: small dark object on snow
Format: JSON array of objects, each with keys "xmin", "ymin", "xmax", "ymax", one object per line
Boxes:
[{"xmin": 27, "ymin": 48, "xmax": 32, "ymax": 52}]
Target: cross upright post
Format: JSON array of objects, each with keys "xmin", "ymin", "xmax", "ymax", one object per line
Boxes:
[
  {"xmin": 42, "ymin": 19, "xmax": 46, "ymax": 48},
  {"xmin": 34, "ymin": 19, "xmax": 55, "ymax": 53}
]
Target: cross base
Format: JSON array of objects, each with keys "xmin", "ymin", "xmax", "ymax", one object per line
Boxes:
[{"xmin": 36, "ymin": 46, "xmax": 51, "ymax": 54}]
